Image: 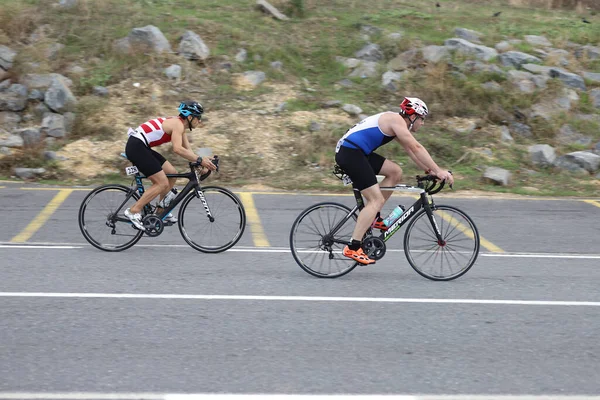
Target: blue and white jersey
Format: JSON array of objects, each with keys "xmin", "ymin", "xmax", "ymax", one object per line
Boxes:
[{"xmin": 335, "ymin": 112, "xmax": 396, "ymax": 155}]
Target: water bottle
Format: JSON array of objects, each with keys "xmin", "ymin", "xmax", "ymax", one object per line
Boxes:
[
  {"xmin": 159, "ymin": 188, "xmax": 178, "ymax": 208},
  {"xmin": 383, "ymin": 205, "xmax": 405, "ymax": 227}
]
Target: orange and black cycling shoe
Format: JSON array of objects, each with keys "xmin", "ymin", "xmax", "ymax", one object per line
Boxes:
[
  {"xmin": 371, "ymin": 218, "xmax": 388, "ymax": 231},
  {"xmin": 343, "ymin": 246, "xmax": 375, "ymax": 265}
]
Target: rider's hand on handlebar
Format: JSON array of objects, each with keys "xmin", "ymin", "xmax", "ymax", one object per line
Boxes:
[
  {"xmin": 434, "ymin": 169, "xmax": 454, "ymax": 186},
  {"xmin": 199, "ymin": 157, "xmax": 217, "ymax": 171}
]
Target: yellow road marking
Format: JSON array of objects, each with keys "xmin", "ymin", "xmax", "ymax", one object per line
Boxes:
[
  {"xmin": 19, "ymin": 187, "xmax": 91, "ymax": 191},
  {"xmin": 239, "ymin": 193, "xmax": 270, "ymax": 247},
  {"xmin": 10, "ymin": 189, "xmax": 73, "ymax": 243},
  {"xmin": 438, "ymin": 210, "xmax": 505, "ymax": 253},
  {"xmin": 0, "ymin": 186, "xmax": 5, "ymax": 189},
  {"xmin": 583, "ymin": 199, "xmax": 600, "ymax": 208}
]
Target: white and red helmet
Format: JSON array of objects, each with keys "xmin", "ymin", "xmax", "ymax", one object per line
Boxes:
[{"xmin": 399, "ymin": 97, "xmax": 429, "ymax": 118}]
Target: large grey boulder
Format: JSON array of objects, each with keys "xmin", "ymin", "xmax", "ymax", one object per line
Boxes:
[
  {"xmin": 178, "ymin": 31, "xmax": 210, "ymax": 61},
  {"xmin": 21, "ymin": 73, "xmax": 73, "ymax": 90},
  {"xmin": 498, "ymin": 51, "xmax": 542, "ymax": 69},
  {"xmin": 44, "ymin": 77, "xmax": 77, "ymax": 113},
  {"xmin": 444, "ymin": 38, "xmax": 497, "ymax": 61},
  {"xmin": 41, "ymin": 113, "xmax": 67, "ymax": 138},
  {"xmin": 454, "ymin": 28, "xmax": 482, "ymax": 43},
  {"xmin": 529, "ymin": 144, "xmax": 556, "ymax": 167},
  {"xmin": 549, "ymin": 68, "xmax": 586, "ymax": 91},
  {"xmin": 483, "ymin": 167, "xmax": 511, "ymax": 186},
  {"xmin": 0, "ymin": 84, "xmax": 28, "ymax": 111},
  {"xmin": 118, "ymin": 25, "xmax": 172, "ymax": 54},
  {"xmin": 524, "ymin": 35, "xmax": 552, "ymax": 47},
  {"xmin": 560, "ymin": 151, "xmax": 600, "ymax": 173}
]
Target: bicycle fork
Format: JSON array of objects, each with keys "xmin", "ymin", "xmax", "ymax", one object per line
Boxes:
[
  {"xmin": 196, "ymin": 188, "xmax": 215, "ymax": 222},
  {"xmin": 422, "ymin": 197, "xmax": 445, "ymax": 246}
]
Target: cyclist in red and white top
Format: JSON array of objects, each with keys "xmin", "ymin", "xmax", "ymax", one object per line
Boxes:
[{"xmin": 124, "ymin": 101, "xmax": 217, "ymax": 230}]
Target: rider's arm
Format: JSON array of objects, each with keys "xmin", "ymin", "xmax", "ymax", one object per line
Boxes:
[
  {"xmin": 390, "ymin": 116, "xmax": 443, "ymax": 174},
  {"xmin": 171, "ymin": 125, "xmax": 200, "ymax": 163}
]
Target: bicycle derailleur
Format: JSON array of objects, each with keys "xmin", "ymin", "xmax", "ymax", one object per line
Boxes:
[
  {"xmin": 142, "ymin": 215, "xmax": 164, "ymax": 237},
  {"xmin": 362, "ymin": 236, "xmax": 386, "ymax": 260}
]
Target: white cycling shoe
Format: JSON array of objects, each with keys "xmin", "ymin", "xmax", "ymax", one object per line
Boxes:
[{"xmin": 124, "ymin": 208, "xmax": 145, "ymax": 231}]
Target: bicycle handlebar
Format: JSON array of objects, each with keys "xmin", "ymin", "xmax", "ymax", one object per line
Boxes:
[
  {"xmin": 416, "ymin": 170, "xmax": 452, "ymax": 195},
  {"xmin": 190, "ymin": 155, "xmax": 220, "ymax": 181}
]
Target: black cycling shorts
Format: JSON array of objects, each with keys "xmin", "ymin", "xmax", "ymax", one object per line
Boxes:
[
  {"xmin": 125, "ymin": 136, "xmax": 167, "ymax": 177},
  {"xmin": 335, "ymin": 145, "xmax": 386, "ymax": 191}
]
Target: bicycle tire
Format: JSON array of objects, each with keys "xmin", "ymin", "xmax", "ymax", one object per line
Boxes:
[
  {"xmin": 178, "ymin": 186, "xmax": 246, "ymax": 253},
  {"xmin": 78, "ymin": 184, "xmax": 144, "ymax": 252},
  {"xmin": 403, "ymin": 204, "xmax": 480, "ymax": 281},
  {"xmin": 289, "ymin": 202, "xmax": 359, "ymax": 278}
]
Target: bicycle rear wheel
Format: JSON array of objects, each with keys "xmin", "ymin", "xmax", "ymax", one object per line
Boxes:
[
  {"xmin": 78, "ymin": 184, "xmax": 144, "ymax": 252},
  {"xmin": 178, "ymin": 186, "xmax": 246, "ymax": 253},
  {"xmin": 289, "ymin": 202, "xmax": 358, "ymax": 278},
  {"xmin": 403, "ymin": 205, "xmax": 480, "ymax": 281}
]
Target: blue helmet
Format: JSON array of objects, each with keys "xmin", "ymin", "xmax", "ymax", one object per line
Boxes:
[{"xmin": 178, "ymin": 101, "xmax": 203, "ymax": 118}]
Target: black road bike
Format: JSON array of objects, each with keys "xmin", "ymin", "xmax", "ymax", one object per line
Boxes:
[
  {"xmin": 79, "ymin": 155, "xmax": 246, "ymax": 252},
  {"xmin": 289, "ymin": 165, "xmax": 480, "ymax": 280}
]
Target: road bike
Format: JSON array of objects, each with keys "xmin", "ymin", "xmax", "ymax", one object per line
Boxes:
[
  {"xmin": 289, "ymin": 165, "xmax": 480, "ymax": 280},
  {"xmin": 78, "ymin": 155, "xmax": 246, "ymax": 252}
]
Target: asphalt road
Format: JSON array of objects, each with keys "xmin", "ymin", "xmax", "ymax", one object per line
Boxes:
[{"xmin": 0, "ymin": 182, "xmax": 599, "ymax": 398}]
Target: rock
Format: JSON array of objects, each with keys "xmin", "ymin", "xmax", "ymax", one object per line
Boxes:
[
  {"xmin": 309, "ymin": 122, "xmax": 322, "ymax": 132},
  {"xmin": 589, "ymin": 88, "xmax": 600, "ymax": 109},
  {"xmin": 522, "ymin": 63, "xmax": 553, "ymax": 75},
  {"xmin": 482, "ymin": 81, "xmax": 502, "ymax": 92},
  {"xmin": 21, "ymin": 73, "xmax": 73, "ymax": 90},
  {"xmin": 510, "ymin": 122, "xmax": 533, "ymax": 138},
  {"xmin": 524, "ymin": 35, "xmax": 552, "ymax": 47},
  {"xmin": 14, "ymin": 167, "xmax": 45, "ymax": 179},
  {"xmin": 233, "ymin": 71, "xmax": 266, "ymax": 90},
  {"xmin": 500, "ymin": 126, "xmax": 513, "ymax": 142},
  {"xmin": 556, "ymin": 125, "xmax": 592, "ymax": 146},
  {"xmin": 178, "ymin": 30, "xmax": 210, "ymax": 61},
  {"xmin": 256, "ymin": 0, "xmax": 289, "ymax": 21},
  {"xmin": 46, "ymin": 43, "xmax": 64, "ymax": 60},
  {"xmin": 529, "ymin": 144, "xmax": 556, "ymax": 167},
  {"xmin": 498, "ymin": 51, "xmax": 542, "ymax": 69},
  {"xmin": 58, "ymin": 0, "xmax": 78, "ymax": 8},
  {"xmin": 495, "ymin": 41, "xmax": 512, "ymax": 53},
  {"xmin": 0, "ymin": 84, "xmax": 28, "ymax": 112},
  {"xmin": 127, "ymin": 25, "xmax": 172, "ymax": 54},
  {"xmin": 165, "ymin": 65, "xmax": 182, "ymax": 80},
  {"xmin": 483, "ymin": 167, "xmax": 511, "ymax": 186},
  {"xmin": 382, "ymin": 71, "xmax": 403, "ymax": 91},
  {"xmin": 44, "ymin": 76, "xmax": 77, "ymax": 113},
  {"xmin": 446, "ymin": 117, "xmax": 477, "ymax": 134},
  {"xmin": 387, "ymin": 49, "xmax": 420, "ymax": 71},
  {"xmin": 322, "ymin": 100, "xmax": 342, "ymax": 108},
  {"xmin": 348, "ymin": 60, "xmax": 379, "ymax": 78},
  {"xmin": 575, "ymin": 45, "xmax": 600, "ymax": 60},
  {"xmin": 560, "ymin": 151, "xmax": 600, "ymax": 173},
  {"xmin": 28, "ymin": 89, "xmax": 44, "ymax": 101},
  {"xmin": 454, "ymin": 28, "xmax": 482, "ymax": 43},
  {"xmin": 93, "ymin": 86, "xmax": 109, "ymax": 96},
  {"xmin": 554, "ymin": 156, "xmax": 589, "ymax": 175},
  {"xmin": 444, "ymin": 38, "xmax": 497, "ymax": 61},
  {"xmin": 583, "ymin": 72, "xmax": 600, "ymax": 83},
  {"xmin": 235, "ymin": 49, "xmax": 248, "ymax": 63},
  {"xmin": 270, "ymin": 61, "xmax": 283, "ymax": 70},
  {"xmin": 387, "ymin": 32, "xmax": 403, "ymax": 40},
  {"xmin": 549, "ymin": 68, "xmax": 586, "ymax": 91},
  {"xmin": 422, "ymin": 45, "xmax": 450, "ymax": 63},
  {"xmin": 355, "ymin": 43, "xmax": 384, "ymax": 62},
  {"xmin": 0, "ymin": 45, "xmax": 17, "ymax": 70},
  {"xmin": 18, "ymin": 128, "xmax": 42, "ymax": 146},
  {"xmin": 41, "ymin": 113, "xmax": 67, "ymax": 138},
  {"xmin": 342, "ymin": 104, "xmax": 362, "ymax": 115},
  {"xmin": 0, "ymin": 134, "xmax": 24, "ymax": 148}
]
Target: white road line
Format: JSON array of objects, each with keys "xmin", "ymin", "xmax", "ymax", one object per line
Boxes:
[
  {"xmin": 0, "ymin": 292, "xmax": 599, "ymax": 306},
  {"xmin": 1, "ymin": 244, "xmax": 600, "ymax": 259},
  {"xmin": 0, "ymin": 394, "xmax": 599, "ymax": 400}
]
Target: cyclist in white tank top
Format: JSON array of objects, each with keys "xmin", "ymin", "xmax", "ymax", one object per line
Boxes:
[{"xmin": 334, "ymin": 97, "xmax": 454, "ymax": 265}]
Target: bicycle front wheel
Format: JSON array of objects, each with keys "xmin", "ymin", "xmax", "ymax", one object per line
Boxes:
[
  {"xmin": 403, "ymin": 205, "xmax": 480, "ymax": 281},
  {"xmin": 78, "ymin": 184, "xmax": 144, "ymax": 252},
  {"xmin": 289, "ymin": 202, "xmax": 358, "ymax": 278},
  {"xmin": 178, "ymin": 186, "xmax": 246, "ymax": 253}
]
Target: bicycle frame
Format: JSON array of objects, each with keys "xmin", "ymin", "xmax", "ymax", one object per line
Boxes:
[
  {"xmin": 326, "ymin": 184, "xmax": 445, "ymax": 246},
  {"xmin": 111, "ymin": 167, "xmax": 215, "ymax": 224}
]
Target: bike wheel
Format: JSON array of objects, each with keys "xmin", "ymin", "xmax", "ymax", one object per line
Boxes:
[
  {"xmin": 289, "ymin": 202, "xmax": 358, "ymax": 278},
  {"xmin": 78, "ymin": 184, "xmax": 144, "ymax": 252},
  {"xmin": 403, "ymin": 205, "xmax": 480, "ymax": 281},
  {"xmin": 178, "ymin": 186, "xmax": 246, "ymax": 253}
]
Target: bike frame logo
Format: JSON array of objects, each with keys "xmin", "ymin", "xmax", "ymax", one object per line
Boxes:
[
  {"xmin": 383, "ymin": 205, "xmax": 414, "ymax": 240},
  {"xmin": 197, "ymin": 190, "xmax": 213, "ymax": 218}
]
